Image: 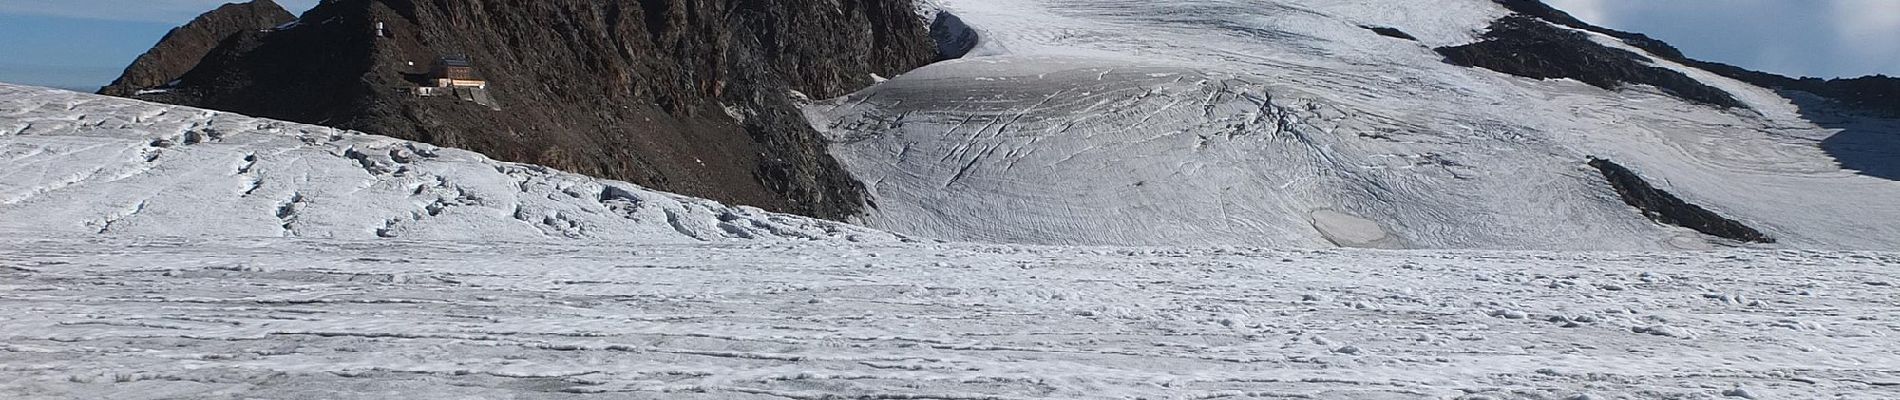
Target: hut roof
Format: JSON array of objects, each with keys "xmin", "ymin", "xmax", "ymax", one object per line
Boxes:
[{"xmin": 437, "ymin": 56, "xmax": 472, "ymax": 68}]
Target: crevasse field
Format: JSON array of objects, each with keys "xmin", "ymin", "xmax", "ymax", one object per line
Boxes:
[
  {"xmin": 3, "ymin": 0, "xmax": 1898, "ymax": 399},
  {"xmin": 813, "ymin": 0, "xmax": 1900, "ymax": 250}
]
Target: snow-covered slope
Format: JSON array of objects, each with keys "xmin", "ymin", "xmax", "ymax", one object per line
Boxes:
[
  {"xmin": 0, "ymin": 84, "xmax": 901, "ymax": 243},
  {"xmin": 5, "ymin": 236, "xmax": 1897, "ymax": 399},
  {"xmin": 812, "ymin": 0, "xmax": 1900, "ymax": 250},
  {"xmin": 3, "ymin": 3, "xmax": 1899, "ymax": 398}
]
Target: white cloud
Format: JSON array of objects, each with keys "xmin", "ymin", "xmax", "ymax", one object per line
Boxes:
[
  {"xmin": 0, "ymin": 0, "xmax": 319, "ymax": 24},
  {"xmin": 1829, "ymin": 0, "xmax": 1900, "ymax": 75},
  {"xmin": 1543, "ymin": 0, "xmax": 1616, "ymax": 26},
  {"xmin": 1832, "ymin": 0, "xmax": 1900, "ymax": 40}
]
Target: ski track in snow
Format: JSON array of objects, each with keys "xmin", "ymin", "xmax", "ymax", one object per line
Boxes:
[
  {"xmin": 1, "ymin": 237, "xmax": 1896, "ymax": 399},
  {"xmin": 814, "ymin": 0, "xmax": 1900, "ymax": 250}
]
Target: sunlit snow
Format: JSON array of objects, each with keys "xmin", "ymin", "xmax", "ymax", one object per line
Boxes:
[{"xmin": 2, "ymin": 0, "xmax": 1898, "ymax": 398}]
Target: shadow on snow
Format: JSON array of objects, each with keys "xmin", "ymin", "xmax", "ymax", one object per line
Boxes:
[{"xmin": 1791, "ymin": 93, "xmax": 1900, "ymax": 181}]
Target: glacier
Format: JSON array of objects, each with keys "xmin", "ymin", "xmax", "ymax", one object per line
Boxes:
[
  {"xmin": 813, "ymin": 0, "xmax": 1900, "ymax": 250},
  {"xmin": 3, "ymin": 0, "xmax": 1900, "ymax": 398}
]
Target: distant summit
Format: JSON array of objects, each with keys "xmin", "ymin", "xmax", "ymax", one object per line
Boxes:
[{"xmin": 98, "ymin": 0, "xmax": 294, "ymax": 97}]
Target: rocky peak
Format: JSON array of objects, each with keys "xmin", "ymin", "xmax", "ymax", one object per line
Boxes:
[
  {"xmin": 112, "ymin": 0, "xmax": 936, "ymax": 220},
  {"xmin": 98, "ymin": 0, "xmax": 295, "ymax": 96}
]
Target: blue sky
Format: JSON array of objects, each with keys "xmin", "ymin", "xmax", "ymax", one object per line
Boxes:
[
  {"xmin": 0, "ymin": 1, "xmax": 318, "ymax": 90},
  {"xmin": 0, "ymin": 1, "xmax": 1895, "ymax": 90},
  {"xmin": 1546, "ymin": 0, "xmax": 1900, "ymax": 79},
  {"xmin": 0, "ymin": 13, "xmax": 174, "ymax": 91}
]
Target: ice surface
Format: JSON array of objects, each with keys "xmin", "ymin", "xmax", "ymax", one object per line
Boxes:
[{"xmin": 811, "ymin": 0, "xmax": 1900, "ymax": 250}]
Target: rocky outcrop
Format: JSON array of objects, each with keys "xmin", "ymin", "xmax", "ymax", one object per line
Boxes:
[
  {"xmin": 930, "ymin": 11, "xmax": 980, "ymax": 60},
  {"xmin": 116, "ymin": 0, "xmax": 936, "ymax": 220},
  {"xmin": 1695, "ymin": 67, "xmax": 1900, "ymax": 117},
  {"xmin": 1491, "ymin": 0, "xmax": 1684, "ymax": 60},
  {"xmin": 1361, "ymin": 26, "xmax": 1418, "ymax": 41},
  {"xmin": 1497, "ymin": 0, "xmax": 1900, "ymax": 116},
  {"xmin": 98, "ymin": 0, "xmax": 294, "ymax": 97},
  {"xmin": 1589, "ymin": 158, "xmax": 1774, "ymax": 244},
  {"xmin": 1436, "ymin": 16, "xmax": 1744, "ymax": 109}
]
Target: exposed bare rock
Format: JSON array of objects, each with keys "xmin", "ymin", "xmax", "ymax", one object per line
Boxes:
[
  {"xmin": 1497, "ymin": 0, "xmax": 1900, "ymax": 116},
  {"xmin": 114, "ymin": 0, "xmax": 936, "ymax": 220},
  {"xmin": 98, "ymin": 0, "xmax": 294, "ymax": 97},
  {"xmin": 930, "ymin": 11, "xmax": 980, "ymax": 60},
  {"xmin": 1436, "ymin": 16, "xmax": 1745, "ymax": 109},
  {"xmin": 1589, "ymin": 158, "xmax": 1774, "ymax": 244}
]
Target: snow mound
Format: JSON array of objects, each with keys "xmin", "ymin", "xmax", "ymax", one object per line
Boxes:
[
  {"xmin": 0, "ymin": 84, "xmax": 903, "ymax": 243},
  {"xmin": 810, "ymin": 0, "xmax": 1900, "ymax": 250}
]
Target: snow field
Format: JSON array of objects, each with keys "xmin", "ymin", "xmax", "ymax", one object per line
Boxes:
[{"xmin": 2, "ymin": 237, "xmax": 1895, "ymax": 399}]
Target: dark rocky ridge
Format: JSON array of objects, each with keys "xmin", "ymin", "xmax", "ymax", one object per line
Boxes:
[
  {"xmin": 1361, "ymin": 26, "xmax": 1417, "ymax": 42},
  {"xmin": 1589, "ymin": 158, "xmax": 1774, "ymax": 244},
  {"xmin": 98, "ymin": 0, "xmax": 295, "ymax": 97},
  {"xmin": 1496, "ymin": 0, "xmax": 1900, "ymax": 116},
  {"xmin": 1436, "ymin": 16, "xmax": 1745, "ymax": 109},
  {"xmin": 1491, "ymin": 0, "xmax": 1690, "ymax": 63},
  {"xmin": 120, "ymin": 0, "xmax": 936, "ymax": 220},
  {"xmin": 1692, "ymin": 68, "xmax": 1900, "ymax": 118},
  {"xmin": 929, "ymin": 11, "xmax": 980, "ymax": 60}
]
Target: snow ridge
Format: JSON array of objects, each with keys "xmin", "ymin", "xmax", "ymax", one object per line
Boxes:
[{"xmin": 0, "ymin": 84, "xmax": 902, "ymax": 243}]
